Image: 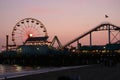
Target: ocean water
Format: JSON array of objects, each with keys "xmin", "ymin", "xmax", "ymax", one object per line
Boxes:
[
  {"xmin": 0, "ymin": 64, "xmax": 41, "ymax": 79},
  {"xmin": 0, "ymin": 64, "xmax": 35, "ymax": 74},
  {"xmin": 0, "ymin": 64, "xmax": 88, "ymax": 79}
]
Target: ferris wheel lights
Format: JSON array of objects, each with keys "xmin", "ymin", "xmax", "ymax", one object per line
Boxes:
[
  {"xmin": 36, "ymin": 23, "xmax": 39, "ymax": 25},
  {"xmin": 21, "ymin": 22, "xmax": 24, "ymax": 24},
  {"xmin": 14, "ymin": 28, "xmax": 16, "ymax": 31},
  {"xmin": 26, "ymin": 20, "xmax": 29, "ymax": 23},
  {"xmin": 31, "ymin": 21, "xmax": 34, "ymax": 23},
  {"xmin": 12, "ymin": 33, "xmax": 14, "ymax": 36},
  {"xmin": 43, "ymin": 30, "xmax": 46, "ymax": 32},
  {"xmin": 12, "ymin": 39, "xmax": 14, "ymax": 41},
  {"xmin": 17, "ymin": 24, "xmax": 20, "ymax": 26},
  {"xmin": 40, "ymin": 26, "xmax": 43, "ymax": 28}
]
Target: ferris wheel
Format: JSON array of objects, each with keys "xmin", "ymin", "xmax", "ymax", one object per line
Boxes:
[{"xmin": 12, "ymin": 18, "xmax": 48, "ymax": 45}]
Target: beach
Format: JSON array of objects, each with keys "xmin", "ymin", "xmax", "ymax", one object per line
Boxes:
[{"xmin": 5, "ymin": 63, "xmax": 120, "ymax": 80}]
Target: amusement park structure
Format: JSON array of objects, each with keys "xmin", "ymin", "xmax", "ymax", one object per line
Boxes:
[
  {"xmin": 1, "ymin": 18, "xmax": 120, "ymax": 66},
  {"xmin": 4, "ymin": 18, "xmax": 120, "ymax": 53},
  {"xmin": 5, "ymin": 18, "xmax": 62, "ymax": 54},
  {"xmin": 64, "ymin": 23, "xmax": 120, "ymax": 48},
  {"xmin": 11, "ymin": 18, "xmax": 48, "ymax": 46}
]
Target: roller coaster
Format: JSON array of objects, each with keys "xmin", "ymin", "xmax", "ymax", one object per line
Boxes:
[
  {"xmin": 64, "ymin": 23, "xmax": 120, "ymax": 47},
  {"xmin": 6, "ymin": 19, "xmax": 120, "ymax": 53},
  {"xmin": 1, "ymin": 18, "xmax": 120, "ymax": 66},
  {"xmin": 62, "ymin": 23, "xmax": 120, "ymax": 53}
]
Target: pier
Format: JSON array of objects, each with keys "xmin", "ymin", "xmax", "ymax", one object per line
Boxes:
[{"xmin": 0, "ymin": 18, "xmax": 120, "ymax": 80}]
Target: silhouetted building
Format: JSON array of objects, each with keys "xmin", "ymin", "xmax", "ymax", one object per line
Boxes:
[
  {"xmin": 25, "ymin": 36, "xmax": 50, "ymax": 45},
  {"xmin": 17, "ymin": 36, "xmax": 52, "ymax": 55}
]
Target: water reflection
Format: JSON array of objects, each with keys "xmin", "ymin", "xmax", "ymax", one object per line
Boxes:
[
  {"xmin": 13, "ymin": 65, "xmax": 22, "ymax": 72},
  {"xmin": 0, "ymin": 64, "xmax": 34, "ymax": 74}
]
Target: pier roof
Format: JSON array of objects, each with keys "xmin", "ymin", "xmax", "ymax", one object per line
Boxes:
[{"xmin": 26, "ymin": 36, "xmax": 48, "ymax": 42}]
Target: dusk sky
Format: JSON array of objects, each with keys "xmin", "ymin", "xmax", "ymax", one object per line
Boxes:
[{"xmin": 0, "ymin": 0, "xmax": 120, "ymax": 49}]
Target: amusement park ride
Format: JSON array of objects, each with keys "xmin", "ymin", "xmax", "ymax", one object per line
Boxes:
[
  {"xmin": 11, "ymin": 18, "xmax": 49, "ymax": 46},
  {"xmin": 6, "ymin": 18, "xmax": 62, "ymax": 53},
  {"xmin": 5, "ymin": 18, "xmax": 120, "ymax": 53},
  {"xmin": 1, "ymin": 17, "xmax": 120, "ymax": 67}
]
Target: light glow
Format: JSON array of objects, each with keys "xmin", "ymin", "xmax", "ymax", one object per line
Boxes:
[{"xmin": 29, "ymin": 34, "xmax": 33, "ymax": 37}]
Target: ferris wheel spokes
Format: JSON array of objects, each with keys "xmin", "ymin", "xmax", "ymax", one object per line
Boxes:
[{"xmin": 12, "ymin": 18, "xmax": 48, "ymax": 45}]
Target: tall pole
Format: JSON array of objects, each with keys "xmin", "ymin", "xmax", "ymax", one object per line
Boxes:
[
  {"xmin": 6, "ymin": 35, "xmax": 9, "ymax": 51},
  {"xmin": 77, "ymin": 40, "xmax": 81, "ymax": 49},
  {"xmin": 90, "ymin": 32, "xmax": 92, "ymax": 47},
  {"xmin": 108, "ymin": 25, "xmax": 111, "ymax": 44}
]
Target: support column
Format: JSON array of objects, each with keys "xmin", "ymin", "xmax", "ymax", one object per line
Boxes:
[
  {"xmin": 90, "ymin": 32, "xmax": 92, "ymax": 46},
  {"xmin": 77, "ymin": 40, "xmax": 81, "ymax": 49},
  {"xmin": 6, "ymin": 35, "xmax": 9, "ymax": 51},
  {"xmin": 108, "ymin": 25, "xmax": 111, "ymax": 44}
]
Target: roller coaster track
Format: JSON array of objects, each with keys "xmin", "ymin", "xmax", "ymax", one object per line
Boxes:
[
  {"xmin": 64, "ymin": 23, "xmax": 120, "ymax": 47},
  {"xmin": 50, "ymin": 36, "xmax": 62, "ymax": 48}
]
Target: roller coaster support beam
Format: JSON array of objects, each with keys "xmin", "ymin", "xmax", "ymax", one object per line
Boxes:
[
  {"xmin": 50, "ymin": 36, "xmax": 62, "ymax": 49},
  {"xmin": 90, "ymin": 32, "xmax": 92, "ymax": 46},
  {"xmin": 6, "ymin": 35, "xmax": 9, "ymax": 51},
  {"xmin": 63, "ymin": 23, "xmax": 120, "ymax": 48},
  {"xmin": 108, "ymin": 24, "xmax": 111, "ymax": 44}
]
